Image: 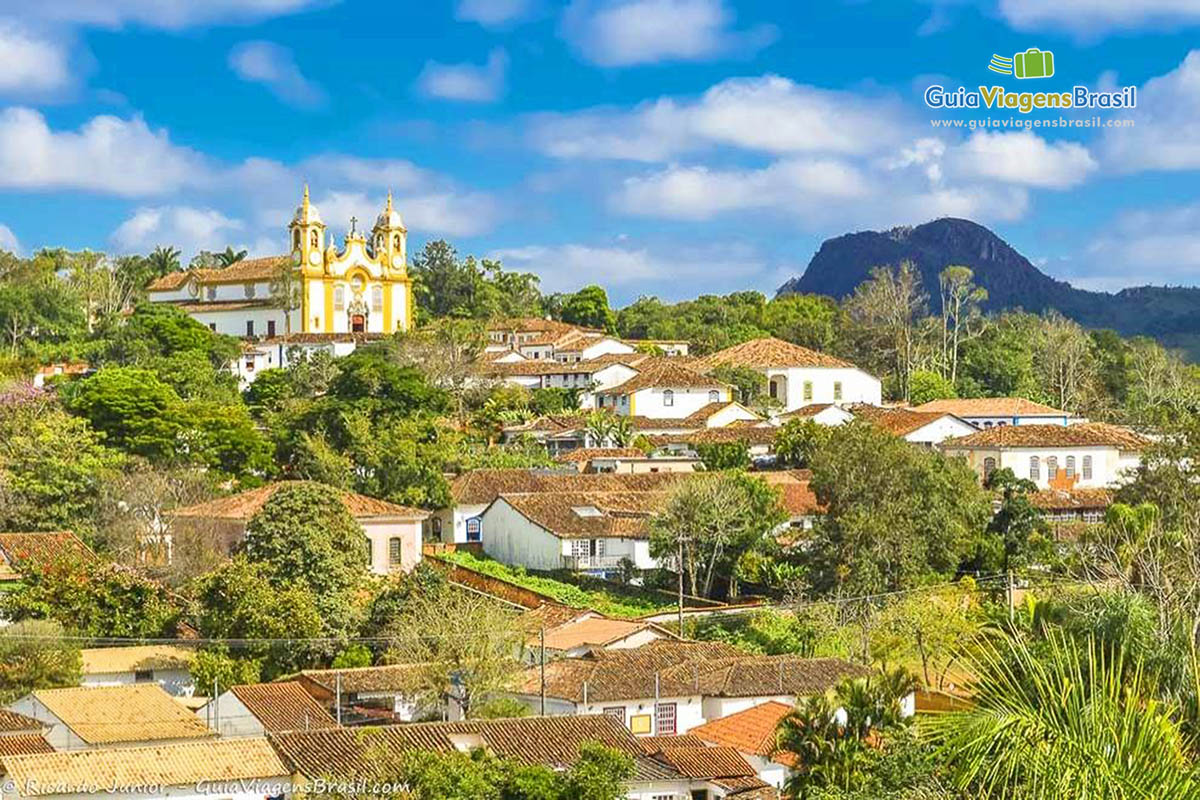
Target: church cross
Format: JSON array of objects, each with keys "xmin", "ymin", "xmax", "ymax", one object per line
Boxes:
[{"xmin": 349, "ymin": 216, "xmax": 358, "ymax": 236}]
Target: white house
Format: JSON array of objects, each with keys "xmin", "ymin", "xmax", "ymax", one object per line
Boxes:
[
  {"xmin": 485, "ymin": 318, "xmax": 637, "ymax": 363},
  {"xmin": 913, "ymin": 397, "xmax": 1081, "ymax": 428},
  {"xmin": 167, "ymin": 481, "xmax": 428, "ymax": 575},
  {"xmin": 483, "ymin": 356, "xmax": 644, "ymax": 409},
  {"xmin": 851, "ymin": 406, "xmax": 978, "ymax": 446},
  {"xmin": 477, "ymin": 490, "xmax": 667, "ymax": 575},
  {"xmin": 776, "ymin": 403, "xmax": 856, "ymax": 427},
  {"xmin": 595, "ymin": 360, "xmax": 732, "ymax": 420},
  {"xmin": 197, "ymin": 682, "xmax": 338, "ymax": 737},
  {"xmin": 700, "ymin": 337, "xmax": 881, "ymax": 412},
  {"xmin": 507, "ymin": 641, "xmax": 871, "ymax": 738},
  {"xmin": 940, "ymin": 422, "xmax": 1149, "ymax": 490},
  {"xmin": 0, "ymin": 738, "xmax": 290, "ymax": 800},
  {"xmin": 79, "ymin": 646, "xmax": 194, "ymax": 697},
  {"xmin": 6, "ymin": 685, "xmax": 215, "ymax": 751},
  {"xmin": 519, "ymin": 605, "xmax": 674, "ymax": 664},
  {"xmin": 689, "ymin": 701, "xmax": 798, "ymax": 791}
]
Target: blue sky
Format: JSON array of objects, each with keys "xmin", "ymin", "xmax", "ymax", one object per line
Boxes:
[{"xmin": 1, "ymin": 0, "xmax": 1200, "ymax": 303}]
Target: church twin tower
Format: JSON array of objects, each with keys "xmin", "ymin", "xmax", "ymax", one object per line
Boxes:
[{"xmin": 288, "ymin": 186, "xmax": 413, "ymax": 335}]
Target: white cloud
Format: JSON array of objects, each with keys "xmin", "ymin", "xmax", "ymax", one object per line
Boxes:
[
  {"xmin": 0, "ymin": 223, "xmax": 19, "ymax": 254},
  {"xmin": 1101, "ymin": 50, "xmax": 1200, "ymax": 172},
  {"xmin": 21, "ymin": 0, "xmax": 326, "ymax": 30},
  {"xmin": 561, "ymin": 0, "xmax": 776, "ymax": 67},
  {"xmin": 229, "ymin": 41, "xmax": 325, "ymax": 110},
  {"xmin": 0, "ymin": 23, "xmax": 72, "ymax": 95},
  {"xmin": 415, "ymin": 49, "xmax": 508, "ymax": 103},
  {"xmin": 455, "ymin": 0, "xmax": 535, "ymax": 27},
  {"xmin": 998, "ymin": 0, "xmax": 1200, "ymax": 36},
  {"xmin": 110, "ymin": 206, "xmax": 245, "ymax": 255},
  {"xmin": 528, "ymin": 75, "xmax": 912, "ymax": 162},
  {"xmin": 1081, "ymin": 203, "xmax": 1200, "ymax": 288},
  {"xmin": 0, "ymin": 108, "xmax": 206, "ymax": 196},
  {"xmin": 490, "ymin": 240, "xmax": 766, "ymax": 293},
  {"xmin": 947, "ymin": 131, "xmax": 1097, "ymax": 189}
]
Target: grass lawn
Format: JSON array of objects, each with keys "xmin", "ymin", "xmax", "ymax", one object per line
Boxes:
[{"xmin": 438, "ymin": 549, "xmax": 680, "ymax": 619}]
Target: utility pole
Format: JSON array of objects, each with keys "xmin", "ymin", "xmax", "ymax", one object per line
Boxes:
[
  {"xmin": 213, "ymin": 677, "xmax": 219, "ymax": 734},
  {"xmin": 677, "ymin": 537, "xmax": 685, "ymax": 637},
  {"xmin": 539, "ymin": 626, "xmax": 546, "ymax": 717}
]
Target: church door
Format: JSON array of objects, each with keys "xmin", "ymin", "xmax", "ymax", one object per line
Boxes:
[{"xmin": 351, "ymin": 315, "xmax": 366, "ymax": 332}]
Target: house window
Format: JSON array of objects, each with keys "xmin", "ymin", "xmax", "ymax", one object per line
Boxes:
[
  {"xmin": 133, "ymin": 669, "xmax": 153, "ymax": 683},
  {"xmin": 1066, "ymin": 456, "xmax": 1076, "ymax": 478},
  {"xmin": 334, "ymin": 286, "xmax": 346, "ymax": 311},
  {"xmin": 465, "ymin": 518, "xmax": 482, "ymax": 542},
  {"xmin": 267, "ymin": 320, "xmax": 276, "ymax": 338},
  {"xmin": 803, "ymin": 381, "xmax": 813, "ymax": 401},
  {"xmin": 432, "ymin": 518, "xmax": 443, "ymax": 537},
  {"xmin": 983, "ymin": 457, "xmax": 996, "ymax": 479},
  {"xmin": 603, "ymin": 707, "xmax": 625, "ymax": 724},
  {"xmin": 1047, "ymin": 457, "xmax": 1059, "ymax": 479},
  {"xmin": 205, "ymin": 286, "xmax": 216, "ymax": 300},
  {"xmin": 208, "ymin": 323, "xmax": 216, "ymax": 332},
  {"xmin": 708, "ymin": 390, "xmax": 720, "ymax": 403},
  {"xmin": 833, "ymin": 381, "xmax": 843, "ymax": 401},
  {"xmin": 1082, "ymin": 455, "xmax": 1093, "ymax": 480},
  {"xmin": 570, "ymin": 539, "xmax": 590, "ymax": 558},
  {"xmin": 768, "ymin": 380, "xmax": 778, "ymax": 399},
  {"xmin": 388, "ymin": 537, "xmax": 402, "ymax": 566},
  {"xmin": 663, "ymin": 389, "xmax": 674, "ymax": 407},
  {"xmin": 246, "ymin": 320, "xmax": 255, "ymax": 337},
  {"xmin": 655, "ymin": 702, "xmax": 677, "ymax": 735},
  {"xmin": 372, "ymin": 286, "xmax": 383, "ymax": 312},
  {"xmin": 244, "ymin": 283, "xmax": 256, "ymax": 299},
  {"xmin": 1029, "ymin": 456, "xmax": 1040, "ymax": 481}
]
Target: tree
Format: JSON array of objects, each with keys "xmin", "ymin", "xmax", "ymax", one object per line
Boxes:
[
  {"xmin": 870, "ymin": 582, "xmax": 980, "ymax": 688},
  {"xmin": 0, "ymin": 386, "xmax": 124, "ymax": 534},
  {"xmin": 190, "ymin": 646, "xmax": 261, "ymax": 695},
  {"xmin": 0, "ymin": 620, "xmax": 82, "ymax": 703},
  {"xmin": 409, "ymin": 240, "xmax": 543, "ymax": 322},
  {"xmin": 560, "ymin": 285, "xmax": 616, "ymax": 333},
  {"xmin": 1, "ymin": 556, "xmax": 181, "ymax": 639},
  {"xmin": 907, "ymin": 370, "xmax": 955, "ymax": 406},
  {"xmin": 241, "ymin": 483, "xmax": 369, "ymax": 640},
  {"xmin": 650, "ymin": 472, "xmax": 786, "ymax": 600},
  {"xmin": 62, "ymin": 366, "xmax": 181, "ymax": 458},
  {"xmin": 709, "ymin": 364, "xmax": 768, "ymax": 408},
  {"xmin": 927, "ymin": 633, "xmax": 1198, "ymax": 799},
  {"xmin": 390, "ymin": 320, "xmax": 487, "ymax": 424},
  {"xmin": 976, "ymin": 468, "xmax": 1050, "ymax": 580},
  {"xmin": 384, "ymin": 586, "xmax": 523, "ymax": 718},
  {"xmin": 146, "ymin": 246, "xmax": 182, "ymax": 278},
  {"xmin": 774, "ymin": 418, "xmax": 832, "ymax": 469},
  {"xmin": 216, "ymin": 246, "xmax": 248, "ymax": 267},
  {"xmin": 1034, "ymin": 311, "xmax": 1096, "ymax": 412},
  {"xmin": 804, "ymin": 422, "xmax": 990, "ymax": 596},
  {"xmin": 695, "ymin": 441, "xmax": 751, "ymax": 471},
  {"xmin": 937, "ymin": 266, "xmax": 987, "ymax": 384},
  {"xmin": 762, "ymin": 293, "xmax": 841, "ymax": 352},
  {"xmin": 190, "ymin": 556, "xmax": 326, "ymax": 677},
  {"xmin": 844, "ymin": 263, "xmax": 927, "ymax": 401},
  {"xmin": 268, "ymin": 258, "xmax": 302, "ymax": 339},
  {"xmin": 0, "ymin": 257, "xmax": 85, "ymax": 356}
]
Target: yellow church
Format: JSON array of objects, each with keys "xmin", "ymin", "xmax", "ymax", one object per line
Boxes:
[{"xmin": 147, "ymin": 187, "xmax": 414, "ymax": 381}]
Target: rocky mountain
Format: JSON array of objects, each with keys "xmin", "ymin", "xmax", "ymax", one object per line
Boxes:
[{"xmin": 777, "ymin": 218, "xmax": 1200, "ymax": 356}]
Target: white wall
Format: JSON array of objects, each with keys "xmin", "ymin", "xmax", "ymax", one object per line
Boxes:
[
  {"xmin": 80, "ymin": 670, "xmax": 193, "ymax": 697},
  {"xmin": 480, "ymin": 500, "xmax": 568, "ymax": 571},
  {"xmin": 196, "ymin": 691, "xmax": 265, "ymax": 738},
  {"xmin": 768, "ymin": 367, "xmax": 881, "ymax": 411},
  {"xmin": 5, "ymin": 696, "xmax": 86, "ymax": 751},
  {"xmin": 362, "ymin": 519, "xmax": 423, "ymax": 574},
  {"xmin": 577, "ymin": 339, "xmax": 636, "ymax": 360},
  {"xmin": 621, "ymin": 387, "xmax": 729, "ymax": 420},
  {"xmin": 903, "ymin": 416, "xmax": 977, "ymax": 446},
  {"xmin": 945, "ymin": 445, "xmax": 1131, "ymax": 489}
]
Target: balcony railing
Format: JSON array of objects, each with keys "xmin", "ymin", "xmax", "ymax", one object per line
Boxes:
[{"xmin": 563, "ymin": 554, "xmax": 628, "ymax": 571}]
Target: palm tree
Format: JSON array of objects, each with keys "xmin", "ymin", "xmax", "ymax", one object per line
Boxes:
[
  {"xmin": 146, "ymin": 245, "xmax": 181, "ymax": 278},
  {"xmin": 585, "ymin": 411, "xmax": 615, "ymax": 448},
  {"xmin": 609, "ymin": 414, "xmax": 634, "ymax": 447},
  {"xmin": 216, "ymin": 246, "xmax": 248, "ymax": 267},
  {"xmin": 925, "ymin": 632, "xmax": 1199, "ymax": 799}
]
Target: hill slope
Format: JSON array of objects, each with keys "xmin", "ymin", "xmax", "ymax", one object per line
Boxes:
[{"xmin": 776, "ymin": 218, "xmax": 1200, "ymax": 354}]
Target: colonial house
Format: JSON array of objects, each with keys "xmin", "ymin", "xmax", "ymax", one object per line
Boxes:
[
  {"xmin": 688, "ymin": 702, "xmax": 798, "ymax": 791},
  {"xmin": 0, "ymin": 739, "xmax": 290, "ymax": 800},
  {"xmin": 760, "ymin": 470, "xmax": 822, "ymax": 536},
  {"xmin": 167, "ymin": 481, "xmax": 428, "ymax": 575},
  {"xmin": 79, "ymin": 645, "xmax": 194, "ymax": 697},
  {"xmin": 940, "ymin": 422, "xmax": 1149, "ymax": 490},
  {"xmin": 477, "ymin": 490, "xmax": 667, "ymax": 575},
  {"xmin": 481, "ymin": 355, "xmax": 646, "ymax": 409},
  {"xmin": 912, "ymin": 397, "xmax": 1081, "ymax": 428},
  {"xmin": 506, "ymin": 641, "xmax": 870, "ymax": 738},
  {"xmin": 292, "ymin": 664, "xmax": 436, "ymax": 724},
  {"xmin": 595, "ymin": 361, "xmax": 733, "ymax": 420},
  {"xmin": 435, "ymin": 469, "xmax": 680, "ymax": 546},
  {"xmin": 1030, "ymin": 488, "xmax": 1113, "ymax": 537},
  {"xmin": 775, "ymin": 403, "xmax": 855, "ymax": 427},
  {"xmin": 555, "ymin": 447, "xmax": 702, "ymax": 474},
  {"xmin": 519, "ymin": 604, "xmax": 675, "ymax": 664},
  {"xmin": 486, "ymin": 318, "xmax": 636, "ymax": 362},
  {"xmin": 851, "ymin": 406, "xmax": 978, "ymax": 446},
  {"xmin": 6, "ymin": 685, "xmax": 215, "ymax": 751},
  {"xmin": 197, "ymin": 682, "xmax": 339, "ymax": 737},
  {"xmin": 0, "ymin": 711, "xmax": 52, "ymax": 763},
  {"xmin": 147, "ymin": 187, "xmax": 414, "ymax": 383},
  {"xmin": 640, "ymin": 736, "xmax": 779, "ymax": 798},
  {"xmin": 268, "ymin": 715, "xmax": 704, "ymax": 800},
  {"xmin": 699, "ymin": 338, "xmax": 882, "ymax": 412}
]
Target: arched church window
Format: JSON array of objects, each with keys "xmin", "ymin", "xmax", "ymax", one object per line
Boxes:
[
  {"xmin": 334, "ymin": 286, "xmax": 345, "ymax": 311},
  {"xmin": 393, "ymin": 234, "xmax": 401, "ymax": 249},
  {"xmin": 372, "ymin": 286, "xmax": 383, "ymax": 311},
  {"xmin": 293, "ymin": 229, "xmax": 301, "ymax": 250},
  {"xmin": 310, "ymin": 230, "xmax": 318, "ymax": 248}
]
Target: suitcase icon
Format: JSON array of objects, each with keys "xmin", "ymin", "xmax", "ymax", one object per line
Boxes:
[{"xmin": 1013, "ymin": 48, "xmax": 1054, "ymax": 79}]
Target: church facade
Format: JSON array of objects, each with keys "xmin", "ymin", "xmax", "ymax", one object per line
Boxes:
[{"xmin": 147, "ymin": 187, "xmax": 414, "ymax": 382}]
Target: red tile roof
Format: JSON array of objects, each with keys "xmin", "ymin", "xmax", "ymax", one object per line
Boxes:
[
  {"xmin": 168, "ymin": 481, "xmax": 427, "ymax": 521},
  {"xmin": 147, "ymin": 257, "xmax": 291, "ymax": 292},
  {"xmin": 450, "ymin": 469, "xmax": 681, "ymax": 505},
  {"xmin": 0, "ymin": 532, "xmax": 97, "ymax": 581},
  {"xmin": 700, "ymin": 338, "xmax": 852, "ymax": 370},
  {"xmin": 942, "ymin": 422, "xmax": 1150, "ymax": 449},
  {"xmin": 689, "ymin": 701, "xmax": 794, "ymax": 764},
  {"xmin": 0, "ymin": 710, "xmax": 44, "ymax": 735},
  {"xmin": 497, "ymin": 491, "xmax": 667, "ymax": 539},
  {"xmin": 0, "ymin": 734, "xmax": 53, "ymax": 760},
  {"xmin": 555, "ymin": 448, "xmax": 647, "ymax": 463},
  {"xmin": 913, "ymin": 397, "xmax": 1068, "ymax": 417},
  {"xmin": 229, "ymin": 682, "xmax": 339, "ymax": 733},
  {"xmin": 598, "ymin": 360, "xmax": 728, "ymax": 394}
]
